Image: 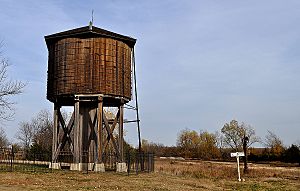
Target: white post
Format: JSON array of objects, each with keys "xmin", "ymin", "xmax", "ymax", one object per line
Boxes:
[
  {"xmin": 236, "ymin": 156, "xmax": 241, "ymax": 182},
  {"xmin": 231, "ymin": 152, "xmax": 244, "ymax": 182}
]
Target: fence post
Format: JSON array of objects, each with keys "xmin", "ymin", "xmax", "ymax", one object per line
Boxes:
[
  {"xmin": 49, "ymin": 151, "xmax": 52, "ymax": 172},
  {"xmin": 10, "ymin": 145, "xmax": 14, "ymax": 172},
  {"xmin": 34, "ymin": 152, "xmax": 36, "ymax": 172},
  {"xmin": 135, "ymin": 152, "xmax": 139, "ymax": 175},
  {"xmin": 148, "ymin": 153, "xmax": 150, "ymax": 173},
  {"xmin": 152, "ymin": 153, "xmax": 155, "ymax": 172},
  {"xmin": 127, "ymin": 151, "xmax": 130, "ymax": 176},
  {"xmin": 141, "ymin": 152, "xmax": 144, "ymax": 171}
]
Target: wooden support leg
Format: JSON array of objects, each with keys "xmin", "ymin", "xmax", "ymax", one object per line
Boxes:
[
  {"xmin": 52, "ymin": 104, "xmax": 60, "ymax": 162},
  {"xmin": 119, "ymin": 104, "xmax": 124, "ymax": 162},
  {"xmin": 73, "ymin": 100, "xmax": 80, "ymax": 163},
  {"xmin": 87, "ymin": 107, "xmax": 97, "ymax": 163},
  {"xmin": 97, "ymin": 97, "xmax": 103, "ymax": 163}
]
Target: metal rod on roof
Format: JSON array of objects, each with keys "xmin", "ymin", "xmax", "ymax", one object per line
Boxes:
[{"xmin": 92, "ymin": 10, "xmax": 94, "ymax": 24}]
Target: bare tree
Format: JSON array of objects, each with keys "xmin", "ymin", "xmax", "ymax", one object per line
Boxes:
[
  {"xmin": 0, "ymin": 41, "xmax": 25, "ymax": 120},
  {"xmin": 0, "ymin": 126, "xmax": 9, "ymax": 147},
  {"xmin": 31, "ymin": 109, "xmax": 53, "ymax": 151},
  {"xmin": 15, "ymin": 121, "xmax": 35, "ymax": 150},
  {"xmin": 15, "ymin": 109, "xmax": 74, "ymax": 154},
  {"xmin": 15, "ymin": 110, "xmax": 52, "ymax": 151}
]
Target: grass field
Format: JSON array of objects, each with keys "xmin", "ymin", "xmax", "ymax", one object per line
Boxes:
[{"xmin": 0, "ymin": 159, "xmax": 299, "ymax": 190}]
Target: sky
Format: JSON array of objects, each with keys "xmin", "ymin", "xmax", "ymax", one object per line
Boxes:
[{"xmin": 0, "ymin": 0, "xmax": 299, "ymax": 147}]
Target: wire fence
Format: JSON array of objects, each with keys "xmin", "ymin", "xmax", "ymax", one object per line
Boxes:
[{"xmin": 0, "ymin": 147, "xmax": 154, "ymax": 174}]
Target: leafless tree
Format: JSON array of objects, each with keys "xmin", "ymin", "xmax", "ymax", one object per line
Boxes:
[
  {"xmin": 31, "ymin": 109, "xmax": 53, "ymax": 150},
  {"xmin": 16, "ymin": 109, "xmax": 53, "ymax": 150},
  {"xmin": 0, "ymin": 126, "xmax": 9, "ymax": 147},
  {"xmin": 15, "ymin": 121, "xmax": 35, "ymax": 150},
  {"xmin": 0, "ymin": 41, "xmax": 26, "ymax": 121},
  {"xmin": 15, "ymin": 109, "xmax": 73, "ymax": 153}
]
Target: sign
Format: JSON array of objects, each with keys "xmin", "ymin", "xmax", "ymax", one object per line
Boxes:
[
  {"xmin": 230, "ymin": 152, "xmax": 245, "ymax": 157},
  {"xmin": 230, "ymin": 152, "xmax": 245, "ymax": 182}
]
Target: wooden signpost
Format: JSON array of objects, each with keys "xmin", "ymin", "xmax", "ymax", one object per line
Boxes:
[{"xmin": 231, "ymin": 152, "xmax": 245, "ymax": 182}]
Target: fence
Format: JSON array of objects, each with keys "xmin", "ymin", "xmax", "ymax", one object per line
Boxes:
[
  {"xmin": 0, "ymin": 149, "xmax": 52, "ymax": 172},
  {"xmin": 0, "ymin": 147, "xmax": 154, "ymax": 174},
  {"xmin": 126, "ymin": 152, "xmax": 155, "ymax": 174}
]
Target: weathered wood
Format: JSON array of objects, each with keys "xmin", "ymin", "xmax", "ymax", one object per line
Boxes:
[
  {"xmin": 97, "ymin": 97, "xmax": 103, "ymax": 163},
  {"xmin": 87, "ymin": 111, "xmax": 97, "ymax": 147},
  {"xmin": 58, "ymin": 110, "xmax": 74, "ymax": 152},
  {"xmin": 73, "ymin": 100, "xmax": 80, "ymax": 163},
  {"xmin": 52, "ymin": 110, "xmax": 75, "ymax": 161},
  {"xmin": 103, "ymin": 113, "xmax": 120, "ymax": 158},
  {"xmin": 46, "ymin": 26, "xmax": 134, "ymax": 168},
  {"xmin": 87, "ymin": 108, "xmax": 97, "ymax": 163},
  {"xmin": 51, "ymin": 97, "xmax": 126, "ymax": 168},
  {"xmin": 52, "ymin": 104, "xmax": 60, "ymax": 162},
  {"xmin": 119, "ymin": 104, "xmax": 124, "ymax": 162},
  {"xmin": 102, "ymin": 110, "xmax": 120, "ymax": 153},
  {"xmin": 47, "ymin": 37, "xmax": 133, "ymax": 105}
]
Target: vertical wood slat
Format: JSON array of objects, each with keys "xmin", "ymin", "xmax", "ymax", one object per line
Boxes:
[
  {"xmin": 119, "ymin": 104, "xmax": 124, "ymax": 162},
  {"xmin": 73, "ymin": 100, "xmax": 80, "ymax": 163},
  {"xmin": 97, "ymin": 97, "xmax": 103, "ymax": 163},
  {"xmin": 47, "ymin": 37, "xmax": 133, "ymax": 104},
  {"xmin": 52, "ymin": 104, "xmax": 60, "ymax": 162}
]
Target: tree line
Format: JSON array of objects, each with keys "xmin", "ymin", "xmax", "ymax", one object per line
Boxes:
[
  {"xmin": 142, "ymin": 120, "xmax": 300, "ymax": 169},
  {"xmin": 0, "ymin": 110, "xmax": 298, "ymax": 169}
]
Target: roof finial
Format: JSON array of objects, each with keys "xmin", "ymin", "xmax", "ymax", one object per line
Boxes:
[
  {"xmin": 89, "ymin": 21, "xmax": 93, "ymax": 30},
  {"xmin": 89, "ymin": 10, "xmax": 94, "ymax": 30}
]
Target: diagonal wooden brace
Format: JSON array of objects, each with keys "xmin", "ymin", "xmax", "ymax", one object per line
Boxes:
[
  {"xmin": 52, "ymin": 111, "xmax": 75, "ymax": 161},
  {"xmin": 87, "ymin": 111, "xmax": 97, "ymax": 145},
  {"xmin": 102, "ymin": 110, "xmax": 120, "ymax": 153},
  {"xmin": 102, "ymin": 111, "xmax": 120, "ymax": 158}
]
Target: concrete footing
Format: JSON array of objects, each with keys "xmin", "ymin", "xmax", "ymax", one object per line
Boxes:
[
  {"xmin": 116, "ymin": 162, "xmax": 127, "ymax": 173},
  {"xmin": 70, "ymin": 163, "xmax": 88, "ymax": 171},
  {"xmin": 50, "ymin": 162, "xmax": 127, "ymax": 173},
  {"xmin": 94, "ymin": 163, "xmax": 105, "ymax": 172},
  {"xmin": 49, "ymin": 162, "xmax": 61, "ymax": 169}
]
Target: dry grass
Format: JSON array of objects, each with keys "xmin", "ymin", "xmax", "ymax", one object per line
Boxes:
[
  {"xmin": 155, "ymin": 159, "xmax": 300, "ymax": 180},
  {"xmin": 0, "ymin": 171, "xmax": 221, "ymax": 191},
  {"xmin": 155, "ymin": 159, "xmax": 300, "ymax": 190},
  {"xmin": 0, "ymin": 159, "xmax": 298, "ymax": 190}
]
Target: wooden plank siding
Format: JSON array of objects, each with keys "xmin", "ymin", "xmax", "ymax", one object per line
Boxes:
[{"xmin": 47, "ymin": 37, "xmax": 132, "ymax": 104}]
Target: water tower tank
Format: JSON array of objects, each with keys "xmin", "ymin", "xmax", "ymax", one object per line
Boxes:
[
  {"xmin": 45, "ymin": 25, "xmax": 137, "ymax": 172},
  {"xmin": 45, "ymin": 25, "xmax": 136, "ymax": 106}
]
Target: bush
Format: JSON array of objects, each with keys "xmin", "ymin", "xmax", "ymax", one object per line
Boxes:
[{"xmin": 282, "ymin": 144, "xmax": 300, "ymax": 165}]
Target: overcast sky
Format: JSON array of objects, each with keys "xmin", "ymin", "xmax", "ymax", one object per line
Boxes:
[{"xmin": 0, "ymin": 0, "xmax": 299, "ymax": 147}]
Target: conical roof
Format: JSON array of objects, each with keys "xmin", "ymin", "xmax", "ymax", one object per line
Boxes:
[{"xmin": 45, "ymin": 25, "xmax": 136, "ymax": 48}]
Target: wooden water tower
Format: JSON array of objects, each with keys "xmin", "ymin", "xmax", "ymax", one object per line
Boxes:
[{"xmin": 45, "ymin": 24, "xmax": 136, "ymax": 171}]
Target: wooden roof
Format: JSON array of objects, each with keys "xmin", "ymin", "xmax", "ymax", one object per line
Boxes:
[{"xmin": 45, "ymin": 25, "xmax": 136, "ymax": 48}]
